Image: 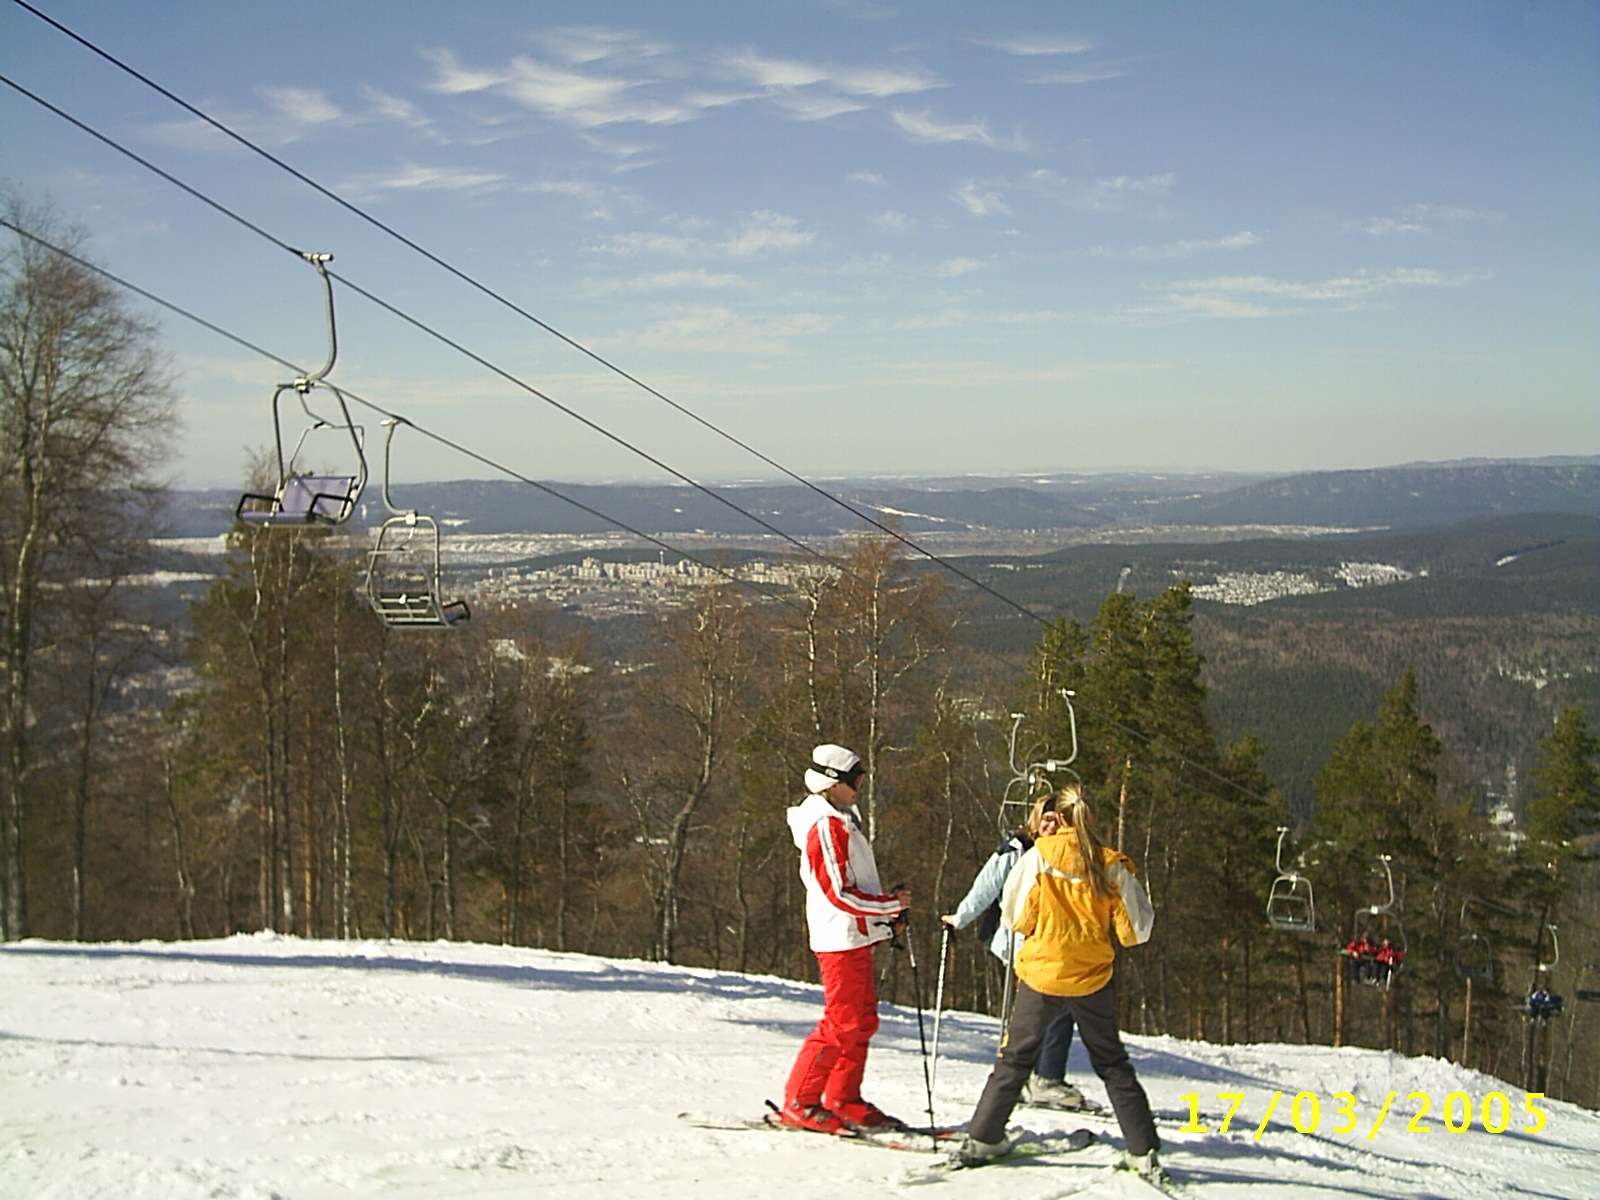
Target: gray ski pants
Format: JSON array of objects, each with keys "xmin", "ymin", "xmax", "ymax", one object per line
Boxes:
[{"xmin": 966, "ymin": 978, "xmax": 1159, "ymax": 1156}]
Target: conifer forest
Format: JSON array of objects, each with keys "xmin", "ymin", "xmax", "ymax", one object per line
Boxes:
[{"xmin": 4, "ymin": 199, "xmax": 1598, "ymax": 1114}]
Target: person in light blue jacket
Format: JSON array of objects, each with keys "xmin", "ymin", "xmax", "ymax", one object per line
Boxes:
[{"xmin": 941, "ymin": 794, "xmax": 1088, "ymax": 1111}]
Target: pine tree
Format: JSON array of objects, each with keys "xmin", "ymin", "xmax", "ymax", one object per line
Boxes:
[{"xmin": 1525, "ymin": 705, "xmax": 1600, "ymax": 908}]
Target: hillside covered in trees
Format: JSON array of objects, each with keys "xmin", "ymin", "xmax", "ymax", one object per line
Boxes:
[{"xmin": 4, "ymin": 198, "xmax": 1598, "ymax": 1118}]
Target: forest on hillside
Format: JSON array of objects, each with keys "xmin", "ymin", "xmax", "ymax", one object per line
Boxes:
[{"xmin": 5, "ymin": 195, "xmax": 1599, "ymax": 1116}]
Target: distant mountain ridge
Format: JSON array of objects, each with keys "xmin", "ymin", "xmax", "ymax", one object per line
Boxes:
[{"xmin": 162, "ymin": 460, "xmax": 1600, "ymax": 539}]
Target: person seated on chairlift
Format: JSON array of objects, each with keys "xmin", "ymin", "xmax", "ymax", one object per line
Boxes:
[
  {"xmin": 1374, "ymin": 938, "xmax": 1404, "ymax": 984},
  {"xmin": 1527, "ymin": 987, "xmax": 1564, "ymax": 1021},
  {"xmin": 1343, "ymin": 933, "xmax": 1379, "ymax": 983}
]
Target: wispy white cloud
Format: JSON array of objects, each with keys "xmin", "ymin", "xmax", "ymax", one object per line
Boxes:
[
  {"xmin": 527, "ymin": 179, "xmax": 608, "ymax": 202},
  {"xmin": 260, "ymin": 86, "xmax": 345, "ymax": 127},
  {"xmin": 976, "ymin": 34, "xmax": 1096, "ymax": 56},
  {"xmin": 1179, "ymin": 267, "xmax": 1484, "ymax": 302},
  {"xmin": 1360, "ymin": 217, "xmax": 1427, "ymax": 236},
  {"xmin": 1074, "ymin": 172, "xmax": 1174, "ymax": 213},
  {"xmin": 150, "ymin": 85, "xmax": 358, "ymax": 149},
  {"xmin": 1400, "ymin": 203, "xmax": 1504, "ymax": 224},
  {"xmin": 1030, "ymin": 168, "xmax": 1175, "ymax": 214},
  {"xmin": 1125, "ymin": 266, "xmax": 1491, "ymax": 320},
  {"xmin": 892, "ymin": 107, "xmax": 1006, "ymax": 147},
  {"xmin": 363, "ymin": 88, "xmax": 433, "ymax": 131},
  {"xmin": 340, "ymin": 162, "xmax": 508, "ymax": 196},
  {"xmin": 500, "ymin": 56, "xmax": 691, "ymax": 127},
  {"xmin": 593, "ymin": 230, "xmax": 702, "ymax": 257},
  {"xmin": 423, "ymin": 47, "xmax": 694, "ymax": 130},
  {"xmin": 592, "ymin": 212, "xmax": 813, "ymax": 259},
  {"xmin": 521, "ymin": 178, "xmax": 641, "ymax": 221},
  {"xmin": 591, "ymin": 268, "xmax": 744, "ymax": 293},
  {"xmin": 872, "ymin": 209, "xmax": 914, "ymax": 233},
  {"xmin": 534, "ymin": 26, "xmax": 672, "ymax": 67},
  {"xmin": 1098, "ymin": 231, "xmax": 1259, "ymax": 260},
  {"xmin": 850, "ymin": 171, "xmax": 887, "ymax": 186},
  {"xmin": 954, "ymin": 180, "xmax": 1011, "ymax": 218},
  {"xmin": 935, "ymin": 257, "xmax": 985, "ymax": 277},
  {"xmin": 618, "ymin": 305, "xmax": 841, "ymax": 354},
  {"xmin": 722, "ymin": 211, "xmax": 813, "ymax": 256},
  {"xmin": 421, "ymin": 39, "xmax": 940, "ymax": 144},
  {"xmin": 426, "ymin": 48, "xmax": 508, "ymax": 94},
  {"xmin": 1030, "ymin": 65, "xmax": 1123, "ymax": 85},
  {"xmin": 767, "ymin": 92, "xmax": 869, "ymax": 121},
  {"xmin": 887, "ymin": 306, "xmax": 1056, "ymax": 331},
  {"xmin": 1356, "ymin": 204, "xmax": 1505, "ymax": 237},
  {"xmin": 719, "ymin": 49, "xmax": 938, "ymax": 99}
]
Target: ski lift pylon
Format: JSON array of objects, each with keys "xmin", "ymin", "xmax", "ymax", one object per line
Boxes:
[
  {"xmin": 363, "ymin": 418, "xmax": 469, "ymax": 628},
  {"xmin": 1265, "ymin": 826, "xmax": 1317, "ymax": 933},
  {"xmin": 1453, "ymin": 899, "xmax": 1494, "ymax": 985},
  {"xmin": 236, "ymin": 252, "xmax": 367, "ymax": 526}
]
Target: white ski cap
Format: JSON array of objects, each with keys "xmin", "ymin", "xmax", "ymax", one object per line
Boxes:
[{"xmin": 805, "ymin": 744, "xmax": 862, "ymax": 794}]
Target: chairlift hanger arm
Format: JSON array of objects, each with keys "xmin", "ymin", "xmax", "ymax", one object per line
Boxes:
[
  {"xmin": 296, "ymin": 251, "xmax": 337, "ymax": 388},
  {"xmin": 379, "ymin": 416, "xmax": 418, "ymax": 518}
]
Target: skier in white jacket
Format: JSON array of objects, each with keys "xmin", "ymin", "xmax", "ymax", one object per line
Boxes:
[{"xmin": 777, "ymin": 744, "xmax": 910, "ymax": 1134}]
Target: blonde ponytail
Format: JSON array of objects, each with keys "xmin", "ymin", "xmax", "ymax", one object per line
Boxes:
[{"xmin": 1054, "ymin": 783, "xmax": 1112, "ymax": 897}]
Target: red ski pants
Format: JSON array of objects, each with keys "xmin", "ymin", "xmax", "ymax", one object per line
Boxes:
[{"xmin": 785, "ymin": 944, "xmax": 880, "ymax": 1108}]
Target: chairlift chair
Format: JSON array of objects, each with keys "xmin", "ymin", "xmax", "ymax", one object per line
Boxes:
[
  {"xmin": 1348, "ymin": 855, "xmax": 1406, "ymax": 990},
  {"xmin": 998, "ymin": 691, "xmax": 1080, "ymax": 836},
  {"xmin": 1522, "ymin": 925, "xmax": 1566, "ymax": 1022},
  {"xmin": 236, "ymin": 253, "xmax": 367, "ymax": 527},
  {"xmin": 363, "ymin": 419, "xmax": 469, "ymax": 628},
  {"xmin": 1575, "ymin": 963, "xmax": 1600, "ymax": 1005},
  {"xmin": 1265, "ymin": 826, "xmax": 1317, "ymax": 933}
]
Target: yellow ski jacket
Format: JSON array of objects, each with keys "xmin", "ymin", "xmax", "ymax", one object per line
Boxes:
[{"xmin": 998, "ymin": 829, "xmax": 1155, "ymax": 997}]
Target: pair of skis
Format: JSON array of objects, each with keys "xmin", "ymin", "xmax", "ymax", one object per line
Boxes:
[
  {"xmin": 677, "ymin": 1107, "xmax": 1098, "ymax": 1170},
  {"xmin": 678, "ymin": 1105, "xmax": 957, "ymax": 1153}
]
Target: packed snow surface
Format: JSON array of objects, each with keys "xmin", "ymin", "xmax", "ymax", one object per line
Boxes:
[{"xmin": 2, "ymin": 935, "xmax": 1595, "ymax": 1198}]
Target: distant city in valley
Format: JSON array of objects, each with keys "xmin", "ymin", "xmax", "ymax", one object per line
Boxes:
[{"xmin": 152, "ymin": 458, "xmax": 1599, "ymax": 618}]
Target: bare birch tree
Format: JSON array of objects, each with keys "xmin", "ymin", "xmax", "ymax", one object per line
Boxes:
[{"xmin": 0, "ymin": 192, "xmax": 173, "ymax": 940}]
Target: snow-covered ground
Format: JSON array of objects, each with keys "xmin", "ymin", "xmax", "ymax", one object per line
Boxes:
[{"xmin": 2, "ymin": 935, "xmax": 1595, "ymax": 1198}]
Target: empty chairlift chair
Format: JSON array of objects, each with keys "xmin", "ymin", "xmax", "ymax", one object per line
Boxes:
[
  {"xmin": 364, "ymin": 419, "xmax": 469, "ymax": 628},
  {"xmin": 236, "ymin": 252, "xmax": 366, "ymax": 527},
  {"xmin": 997, "ymin": 690, "xmax": 1082, "ymax": 836},
  {"xmin": 1265, "ymin": 827, "xmax": 1317, "ymax": 934}
]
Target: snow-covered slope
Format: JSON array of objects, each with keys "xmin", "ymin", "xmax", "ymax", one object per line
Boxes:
[{"xmin": 2, "ymin": 935, "xmax": 1594, "ymax": 1198}]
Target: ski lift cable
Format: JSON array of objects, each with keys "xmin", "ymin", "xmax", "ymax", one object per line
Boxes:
[
  {"xmin": 5, "ymin": 213, "xmax": 1570, "ymax": 890},
  {"xmin": 0, "ymin": 217, "xmax": 809, "ymax": 617},
  {"xmin": 1, "ymin": 199, "xmax": 1545, "ymax": 887},
  {"xmin": 40, "ymin": 5, "xmax": 1560, "ymax": 844},
  {"xmin": 0, "ymin": 67, "xmax": 1302, "ymax": 822},
  {"xmin": 7, "ymin": 44, "xmax": 1515, "ymax": 834},
  {"xmin": 3, "ymin": 66, "xmax": 1067, "ymax": 658},
  {"xmin": 3, "ymin": 208, "xmax": 1283, "ymax": 832},
  {"xmin": 1, "ymin": 67, "xmax": 854, "ymax": 578},
  {"xmin": 7, "ymin": 0, "xmax": 1085, "ymax": 634},
  {"xmin": 3, "ymin": 6, "xmax": 1232, "ymax": 739}
]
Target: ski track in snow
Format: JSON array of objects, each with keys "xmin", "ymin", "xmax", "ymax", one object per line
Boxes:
[{"xmin": 1, "ymin": 934, "xmax": 1595, "ymax": 1198}]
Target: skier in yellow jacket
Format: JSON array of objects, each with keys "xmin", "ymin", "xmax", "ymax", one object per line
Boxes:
[{"xmin": 955, "ymin": 783, "xmax": 1163, "ymax": 1181}]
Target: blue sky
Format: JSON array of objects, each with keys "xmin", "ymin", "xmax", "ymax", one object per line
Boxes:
[{"xmin": 3, "ymin": 0, "xmax": 1596, "ymax": 488}]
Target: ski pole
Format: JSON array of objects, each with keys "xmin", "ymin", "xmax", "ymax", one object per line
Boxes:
[
  {"xmin": 999, "ymin": 929, "xmax": 1018, "ymax": 1046},
  {"xmin": 902, "ymin": 917, "xmax": 938, "ymax": 1150},
  {"xmin": 929, "ymin": 921, "xmax": 951, "ymax": 1103}
]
